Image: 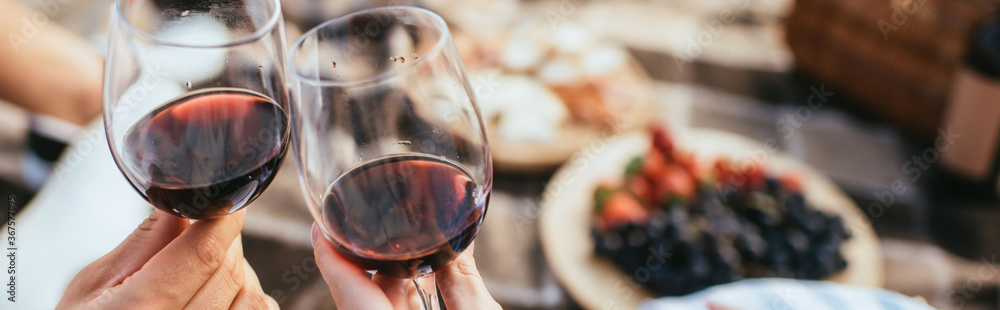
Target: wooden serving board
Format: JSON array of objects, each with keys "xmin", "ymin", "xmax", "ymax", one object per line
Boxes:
[
  {"xmin": 538, "ymin": 128, "xmax": 883, "ymax": 310},
  {"xmin": 484, "ymin": 57, "xmax": 655, "ymax": 173}
]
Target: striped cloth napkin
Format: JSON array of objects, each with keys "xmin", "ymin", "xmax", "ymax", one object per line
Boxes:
[{"xmin": 639, "ymin": 278, "xmax": 936, "ymax": 310}]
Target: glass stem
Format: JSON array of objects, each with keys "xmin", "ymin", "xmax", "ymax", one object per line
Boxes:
[{"xmin": 412, "ymin": 274, "xmax": 439, "ymax": 310}]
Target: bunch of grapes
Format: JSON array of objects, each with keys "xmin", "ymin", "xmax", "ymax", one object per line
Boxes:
[{"xmin": 591, "ymin": 128, "xmax": 851, "ymax": 296}]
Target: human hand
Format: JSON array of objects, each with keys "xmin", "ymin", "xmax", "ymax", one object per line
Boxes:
[
  {"xmin": 0, "ymin": 1, "xmax": 103, "ymax": 126},
  {"xmin": 56, "ymin": 209, "xmax": 277, "ymax": 309},
  {"xmin": 311, "ymin": 224, "xmax": 502, "ymax": 310}
]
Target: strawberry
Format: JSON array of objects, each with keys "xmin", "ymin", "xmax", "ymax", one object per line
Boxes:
[
  {"xmin": 713, "ymin": 158, "xmax": 734, "ymax": 187},
  {"xmin": 740, "ymin": 163, "xmax": 766, "ymax": 191},
  {"xmin": 654, "ymin": 166, "xmax": 696, "ymax": 203},
  {"xmin": 643, "ymin": 149, "xmax": 668, "ymax": 184},
  {"xmin": 674, "ymin": 151, "xmax": 700, "ymax": 180},
  {"xmin": 651, "ymin": 126, "xmax": 674, "ymax": 156},
  {"xmin": 626, "ymin": 175, "xmax": 653, "ymax": 203},
  {"xmin": 600, "ymin": 191, "xmax": 649, "ymax": 228},
  {"xmin": 780, "ymin": 171, "xmax": 805, "ymax": 193}
]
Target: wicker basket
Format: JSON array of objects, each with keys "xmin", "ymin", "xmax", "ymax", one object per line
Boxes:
[{"xmin": 786, "ymin": 0, "xmax": 999, "ymax": 137}]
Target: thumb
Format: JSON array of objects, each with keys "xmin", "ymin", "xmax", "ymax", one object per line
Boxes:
[
  {"xmin": 436, "ymin": 243, "xmax": 501, "ymax": 310},
  {"xmin": 94, "ymin": 209, "xmax": 188, "ymax": 287},
  {"xmin": 59, "ymin": 209, "xmax": 188, "ymax": 308}
]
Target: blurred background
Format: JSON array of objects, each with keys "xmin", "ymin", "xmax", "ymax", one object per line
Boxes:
[{"xmin": 3, "ymin": 0, "xmax": 1000, "ymax": 309}]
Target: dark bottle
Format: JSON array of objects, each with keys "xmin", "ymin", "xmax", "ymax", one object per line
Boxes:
[
  {"xmin": 932, "ymin": 16, "xmax": 1000, "ymax": 201},
  {"xmin": 928, "ymin": 15, "xmax": 1000, "ymax": 260}
]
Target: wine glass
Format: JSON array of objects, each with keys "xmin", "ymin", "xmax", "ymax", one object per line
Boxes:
[
  {"xmin": 287, "ymin": 7, "xmax": 492, "ymax": 309},
  {"xmin": 103, "ymin": 0, "xmax": 290, "ymax": 219}
]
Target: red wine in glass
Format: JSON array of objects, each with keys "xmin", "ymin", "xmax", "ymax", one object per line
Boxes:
[
  {"xmin": 122, "ymin": 88, "xmax": 288, "ymax": 219},
  {"xmin": 322, "ymin": 154, "xmax": 489, "ymax": 278}
]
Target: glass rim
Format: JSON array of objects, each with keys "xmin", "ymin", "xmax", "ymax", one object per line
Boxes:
[
  {"xmin": 287, "ymin": 6, "xmax": 450, "ymax": 87},
  {"xmin": 113, "ymin": 0, "xmax": 283, "ymax": 48}
]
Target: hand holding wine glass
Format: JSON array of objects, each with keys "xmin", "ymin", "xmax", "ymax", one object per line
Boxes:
[
  {"xmin": 311, "ymin": 225, "xmax": 501, "ymax": 310},
  {"xmin": 56, "ymin": 209, "xmax": 278, "ymax": 309},
  {"xmin": 288, "ymin": 7, "xmax": 494, "ymax": 309},
  {"xmin": 60, "ymin": 0, "xmax": 289, "ymax": 306}
]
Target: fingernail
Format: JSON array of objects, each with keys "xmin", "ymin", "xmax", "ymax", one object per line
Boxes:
[{"xmin": 311, "ymin": 223, "xmax": 319, "ymax": 246}]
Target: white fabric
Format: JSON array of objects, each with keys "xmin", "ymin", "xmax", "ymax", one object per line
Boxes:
[{"xmin": 639, "ymin": 278, "xmax": 936, "ymax": 310}]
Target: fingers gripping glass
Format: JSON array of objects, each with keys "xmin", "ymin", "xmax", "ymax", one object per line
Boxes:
[
  {"xmin": 287, "ymin": 7, "xmax": 493, "ymax": 309},
  {"xmin": 104, "ymin": 0, "xmax": 291, "ymax": 219}
]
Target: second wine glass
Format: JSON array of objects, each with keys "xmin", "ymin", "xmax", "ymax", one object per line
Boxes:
[{"xmin": 287, "ymin": 6, "xmax": 493, "ymax": 309}]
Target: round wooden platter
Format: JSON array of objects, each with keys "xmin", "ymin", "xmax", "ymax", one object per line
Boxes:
[
  {"xmin": 538, "ymin": 128, "xmax": 884, "ymax": 310},
  {"xmin": 489, "ymin": 102, "xmax": 653, "ymax": 173},
  {"xmin": 487, "ymin": 59, "xmax": 656, "ymax": 174}
]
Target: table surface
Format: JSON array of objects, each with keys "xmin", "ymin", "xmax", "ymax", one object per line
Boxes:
[
  {"xmin": 0, "ymin": 0, "xmax": 994, "ymax": 309},
  {"xmin": 235, "ymin": 2, "xmax": 984, "ymax": 309}
]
